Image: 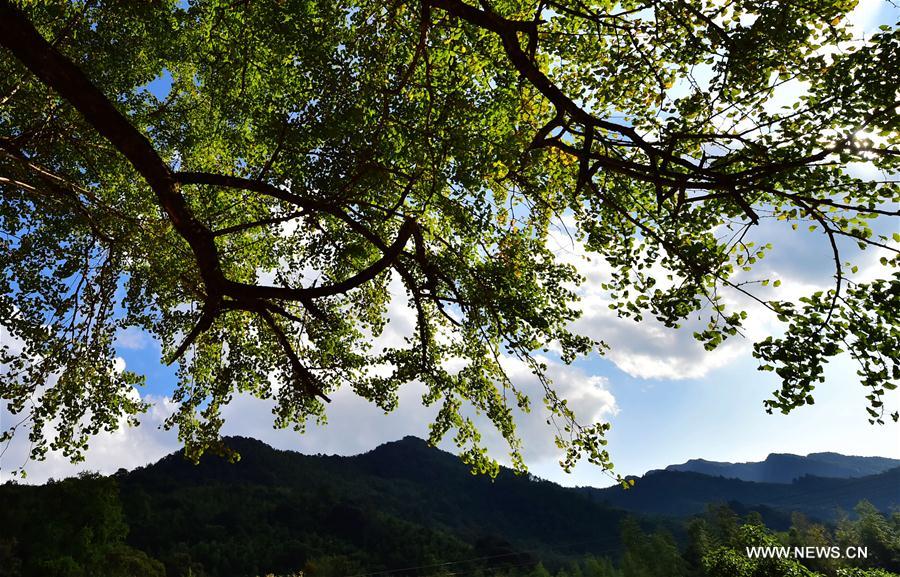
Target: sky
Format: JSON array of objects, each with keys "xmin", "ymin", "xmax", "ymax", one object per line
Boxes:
[{"xmin": 1, "ymin": 0, "xmax": 898, "ymax": 488}]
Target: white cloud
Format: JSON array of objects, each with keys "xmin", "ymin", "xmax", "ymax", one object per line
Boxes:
[
  {"xmin": 114, "ymin": 326, "xmax": 153, "ymax": 351},
  {"xmin": 504, "ymin": 357, "xmax": 618, "ymax": 461},
  {"xmin": 216, "ymin": 350, "xmax": 618, "ymax": 470},
  {"xmin": 764, "ymin": 79, "xmax": 811, "ymax": 116},
  {"xmin": 847, "ymin": 0, "xmax": 886, "ymax": 36},
  {"xmin": 584, "ymin": 311, "xmax": 748, "ymax": 380},
  {"xmin": 0, "ymin": 259, "xmax": 616, "ymax": 479},
  {"xmin": 545, "ymin": 224, "xmax": 746, "ymax": 380},
  {"xmin": 543, "ymin": 212, "xmax": 876, "ymax": 381},
  {"xmin": 0, "ymin": 393, "xmax": 180, "ymax": 484},
  {"xmin": 372, "ymin": 273, "xmax": 418, "ymax": 352},
  {"xmin": 0, "ymin": 322, "xmax": 24, "ymax": 356},
  {"xmin": 220, "ymin": 382, "xmax": 437, "ymax": 456}
]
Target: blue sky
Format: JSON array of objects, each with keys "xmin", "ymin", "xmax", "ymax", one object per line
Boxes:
[{"xmin": 1, "ymin": 0, "xmax": 898, "ymax": 486}]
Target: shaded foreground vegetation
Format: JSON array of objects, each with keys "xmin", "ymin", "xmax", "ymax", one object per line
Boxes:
[{"xmin": 1, "ymin": 438, "xmax": 898, "ymax": 577}]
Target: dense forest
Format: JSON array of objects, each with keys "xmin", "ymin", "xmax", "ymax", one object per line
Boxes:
[{"xmin": 1, "ymin": 438, "xmax": 897, "ymax": 577}]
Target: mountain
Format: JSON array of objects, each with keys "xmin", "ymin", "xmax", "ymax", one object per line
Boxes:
[
  {"xmin": 109, "ymin": 436, "xmax": 632, "ymax": 576},
  {"xmin": 662, "ymin": 452, "xmax": 900, "ymax": 483},
  {"xmin": 2, "ymin": 436, "xmax": 898, "ymax": 577},
  {"xmin": 122, "ymin": 435, "xmax": 631, "ymax": 551},
  {"xmin": 582, "ymin": 466, "xmax": 900, "ymax": 520}
]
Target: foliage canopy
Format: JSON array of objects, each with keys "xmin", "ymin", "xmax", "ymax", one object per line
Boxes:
[{"xmin": 0, "ymin": 0, "xmax": 897, "ymax": 475}]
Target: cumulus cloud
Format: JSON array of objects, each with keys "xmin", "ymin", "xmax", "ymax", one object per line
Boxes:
[
  {"xmin": 1, "ymin": 338, "xmax": 180, "ymax": 483},
  {"xmin": 847, "ymin": 0, "xmax": 889, "ymax": 35},
  {"xmin": 0, "ymin": 256, "xmax": 616, "ymax": 480},
  {"xmin": 0, "ymin": 321, "xmax": 24, "ymax": 356},
  {"xmin": 220, "ymin": 383, "xmax": 437, "ymax": 456},
  {"xmin": 0, "ymin": 393, "xmax": 179, "ymax": 484},
  {"xmin": 544, "ymin": 225, "xmax": 728, "ymax": 380},
  {"xmin": 543, "ymin": 211, "xmax": 873, "ymax": 381},
  {"xmin": 214, "ymin": 350, "xmax": 617, "ymax": 471},
  {"xmin": 580, "ymin": 312, "xmax": 746, "ymax": 380}
]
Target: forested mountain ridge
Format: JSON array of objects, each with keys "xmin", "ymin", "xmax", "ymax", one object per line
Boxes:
[
  {"xmin": 0, "ymin": 436, "xmax": 633, "ymax": 577},
  {"xmin": 2, "ymin": 437, "xmax": 899, "ymax": 577},
  {"xmin": 127, "ymin": 435, "xmax": 900, "ymax": 526},
  {"xmin": 662, "ymin": 453, "xmax": 900, "ymax": 483},
  {"xmin": 122, "ymin": 436, "xmax": 632, "ymax": 554}
]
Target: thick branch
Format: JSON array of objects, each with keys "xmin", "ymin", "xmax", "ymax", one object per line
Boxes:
[
  {"xmin": 222, "ymin": 218, "xmax": 417, "ymax": 302},
  {"xmin": 0, "ymin": 1, "xmax": 225, "ymax": 294},
  {"xmin": 213, "ymin": 210, "xmax": 308, "ymax": 237},
  {"xmin": 166, "ymin": 302, "xmax": 220, "ymax": 365}
]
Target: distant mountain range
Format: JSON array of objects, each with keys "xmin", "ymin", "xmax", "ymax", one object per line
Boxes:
[
  {"xmin": 582, "ymin": 466, "xmax": 900, "ymax": 520},
  {"xmin": 660, "ymin": 452, "xmax": 900, "ymax": 483}
]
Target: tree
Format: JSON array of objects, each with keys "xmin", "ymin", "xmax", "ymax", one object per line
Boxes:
[
  {"xmin": 0, "ymin": 472, "xmax": 165, "ymax": 577},
  {"xmin": 836, "ymin": 502, "xmax": 900, "ymax": 572},
  {"xmin": 581, "ymin": 556, "xmax": 621, "ymax": 577},
  {"xmin": 619, "ymin": 518, "xmax": 688, "ymax": 577},
  {"xmin": 702, "ymin": 523, "xmax": 819, "ymax": 577},
  {"xmin": 786, "ymin": 513, "xmax": 841, "ymax": 576},
  {"xmin": 684, "ymin": 518, "xmax": 712, "ymax": 572},
  {"xmin": 0, "ymin": 0, "xmax": 897, "ymax": 475}
]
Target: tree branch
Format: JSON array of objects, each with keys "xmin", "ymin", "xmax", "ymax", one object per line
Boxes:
[
  {"xmin": 256, "ymin": 307, "xmax": 331, "ymax": 403},
  {"xmin": 0, "ymin": 0, "xmax": 226, "ymax": 295}
]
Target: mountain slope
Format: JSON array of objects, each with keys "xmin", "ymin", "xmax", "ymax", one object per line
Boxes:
[
  {"xmin": 115, "ymin": 436, "xmax": 630, "ymax": 576},
  {"xmin": 124, "ymin": 436, "xmax": 629, "ymax": 550}
]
